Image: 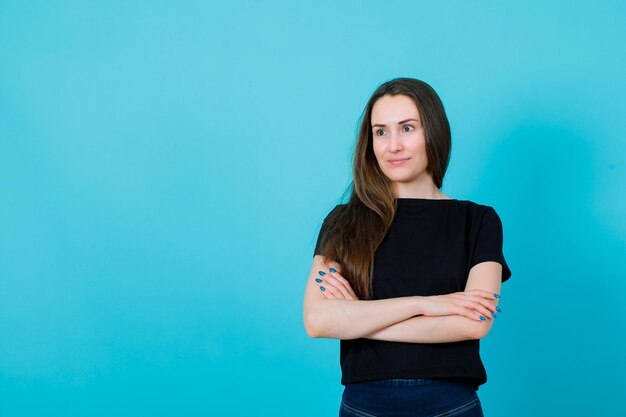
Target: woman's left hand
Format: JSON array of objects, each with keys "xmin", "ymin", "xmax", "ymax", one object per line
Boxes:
[{"xmin": 315, "ymin": 261, "xmax": 360, "ymax": 300}]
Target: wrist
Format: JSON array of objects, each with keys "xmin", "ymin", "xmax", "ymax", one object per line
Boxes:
[{"xmin": 412, "ymin": 295, "xmax": 426, "ymax": 316}]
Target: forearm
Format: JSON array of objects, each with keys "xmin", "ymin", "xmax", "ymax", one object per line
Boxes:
[
  {"xmin": 306, "ymin": 296, "xmax": 421, "ymax": 340},
  {"xmin": 363, "ymin": 314, "xmax": 490, "ymax": 343}
]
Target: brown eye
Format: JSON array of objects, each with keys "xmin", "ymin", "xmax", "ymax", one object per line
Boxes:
[{"xmin": 403, "ymin": 125, "xmax": 414, "ymax": 132}]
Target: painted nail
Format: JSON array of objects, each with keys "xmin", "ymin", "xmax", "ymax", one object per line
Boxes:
[
  {"xmin": 494, "ymin": 293, "xmax": 500, "ymax": 298},
  {"xmin": 318, "ymin": 271, "xmax": 326, "ymax": 276},
  {"xmin": 491, "ymin": 312, "xmax": 497, "ymax": 318},
  {"xmin": 479, "ymin": 316, "xmax": 486, "ymax": 321},
  {"xmin": 315, "ymin": 278, "xmax": 323, "ymax": 283},
  {"xmin": 329, "ymin": 268, "xmax": 336, "ymax": 273},
  {"xmin": 320, "ymin": 286, "xmax": 326, "ymax": 292},
  {"xmin": 496, "ymin": 306, "xmax": 502, "ymax": 312}
]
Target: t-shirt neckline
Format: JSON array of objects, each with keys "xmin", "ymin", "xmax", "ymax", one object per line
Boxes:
[{"xmin": 395, "ymin": 197, "xmax": 458, "ymax": 203}]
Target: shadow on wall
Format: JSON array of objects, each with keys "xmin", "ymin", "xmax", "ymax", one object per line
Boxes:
[{"xmin": 481, "ymin": 120, "xmax": 626, "ymax": 416}]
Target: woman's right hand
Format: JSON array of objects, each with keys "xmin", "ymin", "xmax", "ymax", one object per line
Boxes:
[{"xmin": 416, "ymin": 290, "xmax": 499, "ymax": 321}]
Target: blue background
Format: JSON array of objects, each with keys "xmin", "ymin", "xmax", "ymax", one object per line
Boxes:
[{"xmin": 1, "ymin": 1, "xmax": 625, "ymax": 415}]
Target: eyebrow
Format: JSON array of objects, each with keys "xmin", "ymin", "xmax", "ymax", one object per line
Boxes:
[{"xmin": 372, "ymin": 118, "xmax": 419, "ymax": 128}]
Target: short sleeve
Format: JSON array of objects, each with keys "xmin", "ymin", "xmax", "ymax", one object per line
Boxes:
[
  {"xmin": 313, "ymin": 204, "xmax": 342, "ymax": 257},
  {"xmin": 469, "ymin": 206, "xmax": 512, "ymax": 282}
]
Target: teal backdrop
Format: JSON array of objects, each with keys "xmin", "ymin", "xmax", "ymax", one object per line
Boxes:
[{"xmin": 1, "ymin": 1, "xmax": 625, "ymax": 416}]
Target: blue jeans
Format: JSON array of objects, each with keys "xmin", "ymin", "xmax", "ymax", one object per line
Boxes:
[{"xmin": 339, "ymin": 378, "xmax": 484, "ymax": 417}]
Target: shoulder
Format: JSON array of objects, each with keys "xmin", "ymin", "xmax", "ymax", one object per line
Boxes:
[
  {"xmin": 458, "ymin": 199, "xmax": 498, "ymax": 214},
  {"xmin": 319, "ymin": 203, "xmax": 347, "ymax": 225},
  {"xmin": 326, "ymin": 203, "xmax": 347, "ymax": 216},
  {"xmin": 455, "ymin": 200, "xmax": 504, "ymax": 227}
]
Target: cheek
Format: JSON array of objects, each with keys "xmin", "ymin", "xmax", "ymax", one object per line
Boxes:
[
  {"xmin": 410, "ymin": 134, "xmax": 427, "ymax": 153},
  {"xmin": 372, "ymin": 141, "xmax": 384, "ymax": 158}
]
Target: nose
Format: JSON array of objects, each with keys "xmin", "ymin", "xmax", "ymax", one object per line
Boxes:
[{"xmin": 388, "ymin": 131, "xmax": 403, "ymax": 152}]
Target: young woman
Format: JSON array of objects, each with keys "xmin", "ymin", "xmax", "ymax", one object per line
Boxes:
[{"xmin": 303, "ymin": 78, "xmax": 512, "ymax": 417}]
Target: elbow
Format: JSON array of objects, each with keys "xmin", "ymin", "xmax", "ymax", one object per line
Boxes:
[
  {"xmin": 473, "ymin": 328, "xmax": 489, "ymax": 340},
  {"xmin": 303, "ymin": 310, "xmax": 325, "ymax": 338},
  {"xmin": 470, "ymin": 321, "xmax": 494, "ymax": 340},
  {"xmin": 304, "ymin": 305, "xmax": 339, "ymax": 338}
]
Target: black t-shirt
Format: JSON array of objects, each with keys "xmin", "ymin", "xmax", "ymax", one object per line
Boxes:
[{"xmin": 313, "ymin": 198, "xmax": 512, "ymax": 390}]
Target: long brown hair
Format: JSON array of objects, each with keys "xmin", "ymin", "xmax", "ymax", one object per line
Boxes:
[{"xmin": 315, "ymin": 78, "xmax": 452, "ymax": 300}]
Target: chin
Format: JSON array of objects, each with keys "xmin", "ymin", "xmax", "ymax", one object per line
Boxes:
[{"xmin": 386, "ymin": 174, "xmax": 411, "ymax": 182}]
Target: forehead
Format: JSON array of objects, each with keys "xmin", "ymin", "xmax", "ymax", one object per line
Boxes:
[{"xmin": 371, "ymin": 94, "xmax": 419, "ymax": 124}]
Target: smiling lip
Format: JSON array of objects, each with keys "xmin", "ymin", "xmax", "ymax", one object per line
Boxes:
[{"xmin": 389, "ymin": 158, "xmax": 410, "ymax": 165}]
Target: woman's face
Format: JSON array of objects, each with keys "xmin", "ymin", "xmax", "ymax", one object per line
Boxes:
[{"xmin": 370, "ymin": 94, "xmax": 430, "ymax": 189}]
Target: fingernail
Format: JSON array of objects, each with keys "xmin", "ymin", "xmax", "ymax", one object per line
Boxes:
[
  {"xmin": 315, "ymin": 278, "xmax": 323, "ymax": 283},
  {"xmin": 320, "ymin": 286, "xmax": 326, "ymax": 292},
  {"xmin": 318, "ymin": 271, "xmax": 326, "ymax": 276},
  {"xmin": 494, "ymin": 293, "xmax": 500, "ymax": 298},
  {"xmin": 496, "ymin": 306, "xmax": 502, "ymax": 312},
  {"xmin": 329, "ymin": 268, "xmax": 336, "ymax": 273},
  {"xmin": 480, "ymin": 316, "xmax": 486, "ymax": 321},
  {"xmin": 491, "ymin": 312, "xmax": 497, "ymax": 318}
]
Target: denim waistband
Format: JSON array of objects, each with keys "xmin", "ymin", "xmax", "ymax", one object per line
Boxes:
[
  {"xmin": 349, "ymin": 377, "xmax": 476, "ymax": 388},
  {"xmin": 341, "ymin": 378, "xmax": 480, "ymax": 417}
]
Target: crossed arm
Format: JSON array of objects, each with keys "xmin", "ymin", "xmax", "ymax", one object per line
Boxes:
[{"xmin": 302, "ymin": 255, "xmax": 503, "ymax": 343}]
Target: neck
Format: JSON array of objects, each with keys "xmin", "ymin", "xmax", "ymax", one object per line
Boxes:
[{"xmin": 392, "ymin": 177, "xmax": 447, "ymax": 199}]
